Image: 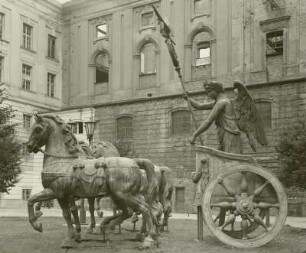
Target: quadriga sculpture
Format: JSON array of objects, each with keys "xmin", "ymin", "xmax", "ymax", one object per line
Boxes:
[
  {"xmin": 26, "ymin": 114, "xmax": 159, "ymax": 249},
  {"xmin": 82, "ymin": 141, "xmax": 174, "ymax": 234}
]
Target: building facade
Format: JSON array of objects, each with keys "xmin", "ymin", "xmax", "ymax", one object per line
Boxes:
[{"xmin": 0, "ymin": 0, "xmax": 306, "ymax": 214}]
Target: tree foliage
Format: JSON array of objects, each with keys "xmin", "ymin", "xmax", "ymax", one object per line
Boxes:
[
  {"xmin": 276, "ymin": 120, "xmax": 306, "ymax": 189},
  {"xmin": 0, "ymin": 86, "xmax": 22, "ymax": 193}
]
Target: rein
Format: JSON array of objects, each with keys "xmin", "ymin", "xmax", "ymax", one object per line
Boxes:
[{"xmin": 38, "ymin": 148, "xmax": 79, "ymax": 159}]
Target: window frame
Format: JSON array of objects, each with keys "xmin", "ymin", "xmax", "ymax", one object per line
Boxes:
[
  {"xmin": 0, "ymin": 12, "xmax": 5, "ymax": 41},
  {"xmin": 23, "ymin": 114, "xmax": 32, "ymax": 129},
  {"xmin": 96, "ymin": 23, "xmax": 108, "ymax": 40},
  {"xmin": 141, "ymin": 11, "xmax": 154, "ymax": 28},
  {"xmin": 255, "ymin": 99, "xmax": 273, "ymax": 129},
  {"xmin": 22, "ymin": 188, "xmax": 31, "ymax": 201},
  {"xmin": 47, "ymin": 34, "xmax": 56, "ymax": 59},
  {"xmin": 22, "ymin": 23, "xmax": 33, "ymax": 50},
  {"xmin": 47, "ymin": 72, "xmax": 56, "ymax": 97},
  {"xmin": 0, "ymin": 56, "xmax": 3, "ymax": 83},
  {"xmin": 196, "ymin": 41, "xmax": 211, "ymax": 66},
  {"xmin": 170, "ymin": 109, "xmax": 192, "ymax": 136},
  {"xmin": 140, "ymin": 42, "xmax": 157, "ymax": 75},
  {"xmin": 266, "ymin": 30, "xmax": 284, "ymax": 56},
  {"xmin": 22, "ymin": 64, "xmax": 32, "ymax": 91},
  {"xmin": 116, "ymin": 115, "xmax": 134, "ymax": 141}
]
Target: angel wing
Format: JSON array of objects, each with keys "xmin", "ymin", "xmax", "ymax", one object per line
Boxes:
[{"xmin": 231, "ymin": 81, "xmax": 268, "ymax": 151}]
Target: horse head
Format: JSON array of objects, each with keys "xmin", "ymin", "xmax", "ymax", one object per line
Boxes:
[{"xmin": 27, "ymin": 114, "xmax": 51, "ymax": 153}]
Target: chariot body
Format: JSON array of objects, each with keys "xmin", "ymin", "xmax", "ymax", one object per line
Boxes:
[{"xmin": 195, "ymin": 145, "xmax": 287, "ymax": 248}]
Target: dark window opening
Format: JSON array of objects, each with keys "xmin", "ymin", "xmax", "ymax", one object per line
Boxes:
[
  {"xmin": 171, "ymin": 110, "xmax": 192, "ymax": 136},
  {"xmin": 266, "ymin": 30, "xmax": 283, "ymax": 56},
  {"xmin": 96, "ymin": 67, "xmax": 109, "ymax": 83}
]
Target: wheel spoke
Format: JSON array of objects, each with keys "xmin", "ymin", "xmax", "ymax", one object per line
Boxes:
[
  {"xmin": 240, "ymin": 172, "xmax": 248, "ymax": 193},
  {"xmin": 241, "ymin": 218, "xmax": 249, "ymax": 239},
  {"xmin": 211, "ymin": 201, "xmax": 236, "ymax": 209},
  {"xmin": 219, "ymin": 179, "xmax": 236, "ymax": 197},
  {"xmin": 252, "ymin": 213, "xmax": 268, "ymax": 231},
  {"xmin": 221, "ymin": 213, "xmax": 237, "ymax": 230},
  {"xmin": 256, "ymin": 202, "xmax": 280, "ymax": 209},
  {"xmin": 252, "ymin": 181, "xmax": 270, "ymax": 197}
]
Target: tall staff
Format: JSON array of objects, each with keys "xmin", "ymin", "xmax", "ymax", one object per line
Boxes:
[{"xmin": 152, "ymin": 5, "xmax": 204, "ymax": 145}]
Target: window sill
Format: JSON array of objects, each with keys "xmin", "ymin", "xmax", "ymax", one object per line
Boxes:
[
  {"xmin": 191, "ymin": 13, "xmax": 210, "ymax": 21},
  {"xmin": 0, "ymin": 38, "xmax": 9, "ymax": 44},
  {"xmin": 140, "ymin": 25, "xmax": 156, "ymax": 32},
  {"xmin": 45, "ymin": 94, "xmax": 60, "ymax": 100},
  {"xmin": 19, "ymin": 87, "xmax": 36, "ymax": 94},
  {"xmin": 266, "ymin": 52, "xmax": 283, "ymax": 57},
  {"xmin": 46, "ymin": 56, "xmax": 59, "ymax": 63},
  {"xmin": 139, "ymin": 72, "xmax": 156, "ymax": 77},
  {"xmin": 94, "ymin": 36, "xmax": 109, "ymax": 44},
  {"xmin": 20, "ymin": 46, "xmax": 36, "ymax": 54}
]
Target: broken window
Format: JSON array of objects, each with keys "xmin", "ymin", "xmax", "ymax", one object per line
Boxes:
[
  {"xmin": 266, "ymin": 30, "xmax": 283, "ymax": 56},
  {"xmin": 196, "ymin": 42, "xmax": 211, "ymax": 66},
  {"xmin": 140, "ymin": 42, "xmax": 156, "ymax": 74},
  {"xmin": 96, "ymin": 24, "xmax": 107, "ymax": 38}
]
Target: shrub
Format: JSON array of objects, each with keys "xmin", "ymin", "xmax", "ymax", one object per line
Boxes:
[{"xmin": 276, "ymin": 120, "xmax": 306, "ymax": 189}]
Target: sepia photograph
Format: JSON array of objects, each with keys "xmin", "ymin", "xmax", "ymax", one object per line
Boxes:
[{"xmin": 0, "ymin": 0, "xmax": 306, "ymax": 252}]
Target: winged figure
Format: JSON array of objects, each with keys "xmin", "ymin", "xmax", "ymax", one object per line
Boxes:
[{"xmin": 185, "ymin": 81, "xmax": 267, "ymax": 153}]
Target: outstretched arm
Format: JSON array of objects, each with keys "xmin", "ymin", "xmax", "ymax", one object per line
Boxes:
[
  {"xmin": 187, "ymin": 97, "xmax": 216, "ymax": 110},
  {"xmin": 189, "ymin": 100, "xmax": 226, "ymax": 143}
]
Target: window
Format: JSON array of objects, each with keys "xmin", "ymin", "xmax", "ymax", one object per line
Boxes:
[
  {"xmin": 96, "ymin": 24, "xmax": 107, "ymax": 38},
  {"xmin": 0, "ymin": 13, "xmax": 4, "ymax": 40},
  {"xmin": 266, "ymin": 30, "xmax": 283, "ymax": 56},
  {"xmin": 171, "ymin": 110, "xmax": 192, "ymax": 136},
  {"xmin": 23, "ymin": 23, "xmax": 32, "ymax": 50},
  {"xmin": 22, "ymin": 64, "xmax": 32, "ymax": 91},
  {"xmin": 47, "ymin": 35, "xmax": 56, "ymax": 59},
  {"xmin": 23, "ymin": 114, "xmax": 31, "ymax": 128},
  {"xmin": 196, "ymin": 42, "xmax": 211, "ymax": 66},
  {"xmin": 95, "ymin": 53, "xmax": 109, "ymax": 83},
  {"xmin": 255, "ymin": 101, "xmax": 272, "ymax": 128},
  {"xmin": 0, "ymin": 56, "xmax": 3, "ymax": 82},
  {"xmin": 21, "ymin": 143, "xmax": 29, "ymax": 156},
  {"xmin": 47, "ymin": 73, "xmax": 55, "ymax": 97},
  {"xmin": 116, "ymin": 116, "xmax": 133, "ymax": 140},
  {"xmin": 140, "ymin": 43, "xmax": 156, "ymax": 74},
  {"xmin": 141, "ymin": 11, "xmax": 154, "ymax": 27},
  {"xmin": 69, "ymin": 122, "xmax": 83, "ymax": 134},
  {"xmin": 22, "ymin": 189, "xmax": 31, "ymax": 201}
]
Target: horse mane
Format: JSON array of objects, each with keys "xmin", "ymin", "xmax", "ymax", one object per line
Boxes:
[{"xmin": 43, "ymin": 115, "xmax": 81, "ymax": 155}]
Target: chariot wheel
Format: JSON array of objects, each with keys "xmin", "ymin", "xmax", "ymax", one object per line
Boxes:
[{"xmin": 203, "ymin": 164, "xmax": 287, "ymax": 248}]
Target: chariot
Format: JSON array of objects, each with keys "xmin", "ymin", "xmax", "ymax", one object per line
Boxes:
[{"xmin": 195, "ymin": 145, "xmax": 287, "ymax": 248}]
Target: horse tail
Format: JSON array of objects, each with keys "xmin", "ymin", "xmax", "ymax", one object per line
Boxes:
[
  {"xmin": 134, "ymin": 158, "xmax": 160, "ymax": 225},
  {"xmin": 134, "ymin": 158, "xmax": 158, "ymax": 203}
]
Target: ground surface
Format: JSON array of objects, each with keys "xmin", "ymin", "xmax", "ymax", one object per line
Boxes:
[{"xmin": 0, "ymin": 217, "xmax": 306, "ymax": 253}]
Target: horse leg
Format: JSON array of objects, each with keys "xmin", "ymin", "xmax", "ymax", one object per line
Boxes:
[
  {"xmin": 124, "ymin": 195, "xmax": 157, "ymax": 248},
  {"xmin": 28, "ymin": 188, "xmax": 55, "ymax": 232},
  {"xmin": 58, "ymin": 198, "xmax": 79, "ymax": 248},
  {"xmin": 69, "ymin": 198, "xmax": 81, "ymax": 235},
  {"xmin": 96, "ymin": 197, "xmax": 103, "ymax": 218},
  {"xmin": 85, "ymin": 197, "xmax": 96, "ymax": 234},
  {"xmin": 162, "ymin": 200, "xmax": 172, "ymax": 232},
  {"xmin": 34, "ymin": 202, "xmax": 43, "ymax": 219}
]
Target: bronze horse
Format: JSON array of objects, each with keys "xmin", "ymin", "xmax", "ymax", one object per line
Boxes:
[{"xmin": 27, "ymin": 114, "xmax": 159, "ymax": 248}]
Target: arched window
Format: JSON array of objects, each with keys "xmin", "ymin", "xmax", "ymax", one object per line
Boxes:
[
  {"xmin": 140, "ymin": 42, "xmax": 156, "ymax": 74},
  {"xmin": 191, "ymin": 30, "xmax": 212, "ymax": 80},
  {"xmin": 116, "ymin": 116, "xmax": 133, "ymax": 140},
  {"xmin": 171, "ymin": 110, "xmax": 192, "ymax": 136},
  {"xmin": 255, "ymin": 100, "xmax": 272, "ymax": 128},
  {"xmin": 94, "ymin": 52, "xmax": 109, "ymax": 94}
]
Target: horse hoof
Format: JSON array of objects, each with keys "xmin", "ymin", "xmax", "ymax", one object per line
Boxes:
[
  {"xmin": 74, "ymin": 233, "xmax": 82, "ymax": 242},
  {"xmin": 97, "ymin": 210, "xmax": 104, "ymax": 218},
  {"xmin": 85, "ymin": 227, "xmax": 93, "ymax": 234},
  {"xmin": 134, "ymin": 232, "xmax": 143, "ymax": 242},
  {"xmin": 141, "ymin": 237, "xmax": 154, "ymax": 249},
  {"xmin": 34, "ymin": 211, "xmax": 43, "ymax": 219},
  {"xmin": 34, "ymin": 222, "xmax": 43, "ymax": 233},
  {"xmin": 61, "ymin": 238, "xmax": 76, "ymax": 249}
]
